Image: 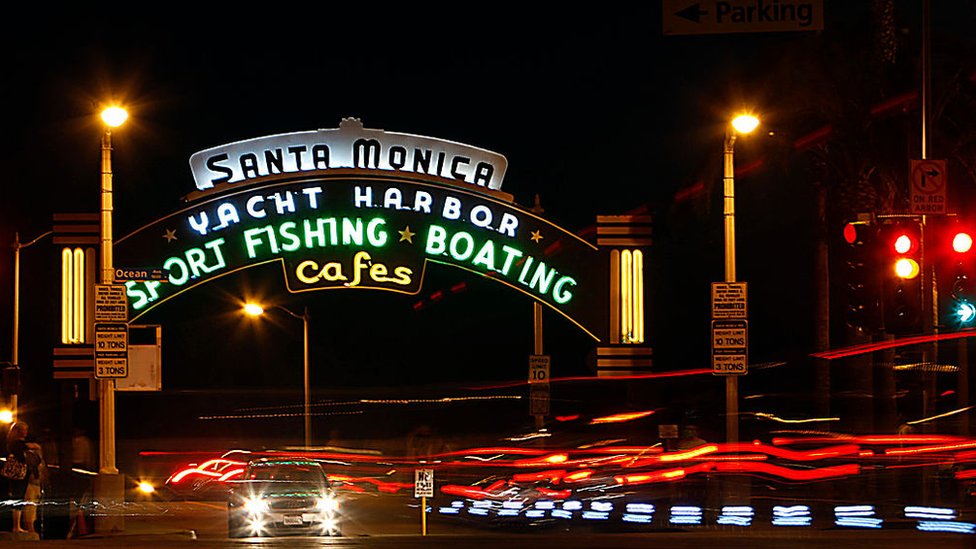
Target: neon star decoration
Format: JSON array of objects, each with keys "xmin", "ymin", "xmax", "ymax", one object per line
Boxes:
[
  {"xmin": 163, "ymin": 229, "xmax": 178, "ymax": 242},
  {"xmin": 530, "ymin": 230, "xmax": 544, "ymax": 243},
  {"xmin": 399, "ymin": 226, "xmax": 416, "ymax": 243}
]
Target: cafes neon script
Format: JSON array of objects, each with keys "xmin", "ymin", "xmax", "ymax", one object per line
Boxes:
[{"xmin": 116, "ymin": 120, "xmax": 606, "ymax": 340}]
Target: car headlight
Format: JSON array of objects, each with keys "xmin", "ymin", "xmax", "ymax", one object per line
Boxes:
[
  {"xmin": 243, "ymin": 497, "xmax": 270, "ymax": 514},
  {"xmin": 316, "ymin": 495, "xmax": 339, "ymax": 512}
]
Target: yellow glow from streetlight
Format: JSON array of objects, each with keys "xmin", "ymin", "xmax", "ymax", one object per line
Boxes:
[
  {"xmin": 0, "ymin": 410, "xmax": 12, "ymax": 424},
  {"xmin": 137, "ymin": 481, "xmax": 155, "ymax": 495},
  {"xmin": 243, "ymin": 303, "xmax": 265, "ymax": 317},
  {"xmin": 731, "ymin": 114, "xmax": 760, "ymax": 135},
  {"xmin": 100, "ymin": 106, "xmax": 128, "ymax": 128}
]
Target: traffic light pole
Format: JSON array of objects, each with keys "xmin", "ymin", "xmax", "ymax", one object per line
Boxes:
[{"xmin": 921, "ymin": 215, "xmax": 938, "ymax": 431}]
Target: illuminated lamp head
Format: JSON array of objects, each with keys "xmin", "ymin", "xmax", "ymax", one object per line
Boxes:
[
  {"xmin": 243, "ymin": 303, "xmax": 265, "ymax": 317},
  {"xmin": 100, "ymin": 106, "xmax": 128, "ymax": 128},
  {"xmin": 731, "ymin": 114, "xmax": 760, "ymax": 135}
]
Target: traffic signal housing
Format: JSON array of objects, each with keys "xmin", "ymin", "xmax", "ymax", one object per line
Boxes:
[
  {"xmin": 940, "ymin": 223, "xmax": 976, "ymax": 328},
  {"xmin": 881, "ymin": 219, "xmax": 923, "ymax": 335},
  {"xmin": 840, "ymin": 221, "xmax": 880, "ymax": 336}
]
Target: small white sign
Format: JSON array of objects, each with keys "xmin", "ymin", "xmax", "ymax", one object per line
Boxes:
[
  {"xmin": 712, "ymin": 322, "xmax": 747, "ymax": 351},
  {"xmin": 95, "ymin": 323, "xmax": 128, "ymax": 379},
  {"xmin": 713, "ymin": 354, "xmax": 748, "ymax": 375},
  {"xmin": 94, "ymin": 284, "xmax": 129, "ymax": 323},
  {"xmin": 712, "ymin": 319, "xmax": 748, "ymax": 376},
  {"xmin": 95, "ymin": 323, "xmax": 128, "ymax": 354},
  {"xmin": 414, "ymin": 469, "xmax": 434, "ymax": 498},
  {"xmin": 95, "ymin": 357, "xmax": 128, "ymax": 378},
  {"xmin": 711, "ymin": 282, "xmax": 747, "ymax": 319},
  {"xmin": 529, "ymin": 355, "xmax": 550, "ymax": 384}
]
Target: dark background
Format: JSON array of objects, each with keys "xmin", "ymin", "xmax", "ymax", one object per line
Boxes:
[{"xmin": 0, "ymin": 3, "xmax": 973, "ymax": 454}]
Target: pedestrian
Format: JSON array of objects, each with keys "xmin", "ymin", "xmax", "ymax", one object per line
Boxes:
[
  {"xmin": 72, "ymin": 428, "xmax": 95, "ymax": 471},
  {"xmin": 23, "ymin": 442, "xmax": 45, "ymax": 535},
  {"xmin": 3, "ymin": 422, "xmax": 30, "ymax": 534}
]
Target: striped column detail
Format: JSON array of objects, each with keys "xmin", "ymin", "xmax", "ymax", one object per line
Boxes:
[
  {"xmin": 596, "ymin": 215, "xmax": 652, "ymax": 247},
  {"xmin": 54, "ymin": 213, "xmax": 99, "ymax": 346},
  {"xmin": 53, "ymin": 213, "xmax": 100, "ymax": 246},
  {"xmin": 596, "ymin": 346, "xmax": 653, "ymax": 376},
  {"xmin": 53, "ymin": 345, "xmax": 94, "ymax": 379},
  {"xmin": 600, "ymin": 214, "xmax": 652, "ymax": 349}
]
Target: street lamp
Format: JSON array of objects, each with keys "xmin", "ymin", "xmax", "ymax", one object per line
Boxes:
[
  {"xmin": 99, "ymin": 104, "xmax": 126, "ymax": 476},
  {"xmin": 723, "ymin": 113, "xmax": 759, "ymax": 445},
  {"xmin": 9, "ymin": 230, "xmax": 53, "ymax": 422},
  {"xmin": 243, "ymin": 302, "xmax": 312, "ymax": 448}
]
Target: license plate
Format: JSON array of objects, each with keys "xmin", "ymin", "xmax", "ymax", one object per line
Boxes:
[{"xmin": 283, "ymin": 515, "xmax": 303, "ymax": 526}]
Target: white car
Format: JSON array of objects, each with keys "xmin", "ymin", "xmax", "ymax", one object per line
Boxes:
[{"xmin": 227, "ymin": 457, "xmax": 341, "ymax": 537}]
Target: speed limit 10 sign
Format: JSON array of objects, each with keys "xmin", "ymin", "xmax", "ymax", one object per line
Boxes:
[{"xmin": 529, "ymin": 355, "xmax": 550, "ymax": 384}]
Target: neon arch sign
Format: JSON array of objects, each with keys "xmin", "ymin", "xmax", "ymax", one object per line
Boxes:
[{"xmin": 116, "ymin": 119, "xmax": 607, "ymax": 340}]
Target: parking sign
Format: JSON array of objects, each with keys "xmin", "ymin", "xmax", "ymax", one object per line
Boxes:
[{"xmin": 414, "ymin": 468, "xmax": 434, "ymax": 498}]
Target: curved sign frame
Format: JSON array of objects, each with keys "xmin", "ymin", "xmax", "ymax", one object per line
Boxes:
[{"xmin": 117, "ymin": 122, "xmax": 607, "ymax": 340}]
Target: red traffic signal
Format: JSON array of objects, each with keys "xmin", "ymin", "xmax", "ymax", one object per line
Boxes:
[
  {"xmin": 942, "ymin": 221, "xmax": 976, "ymax": 327},
  {"xmin": 888, "ymin": 226, "xmax": 920, "ymax": 279},
  {"xmin": 881, "ymin": 219, "xmax": 922, "ymax": 335},
  {"xmin": 952, "ymin": 230, "xmax": 973, "ymax": 254}
]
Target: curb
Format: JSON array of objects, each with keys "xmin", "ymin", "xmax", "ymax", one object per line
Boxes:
[{"xmin": 73, "ymin": 529, "xmax": 197, "ymax": 540}]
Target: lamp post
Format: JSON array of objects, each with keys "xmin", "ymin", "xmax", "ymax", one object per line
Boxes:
[
  {"xmin": 243, "ymin": 302, "xmax": 312, "ymax": 448},
  {"xmin": 98, "ymin": 105, "xmax": 127, "ymax": 476},
  {"xmin": 10, "ymin": 230, "xmax": 53, "ymax": 422},
  {"xmin": 723, "ymin": 113, "xmax": 759, "ymax": 445}
]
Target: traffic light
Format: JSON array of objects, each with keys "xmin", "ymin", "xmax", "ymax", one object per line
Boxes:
[
  {"xmin": 881, "ymin": 219, "xmax": 923, "ymax": 335},
  {"xmin": 840, "ymin": 221, "xmax": 880, "ymax": 335},
  {"xmin": 941, "ymin": 223, "xmax": 976, "ymax": 328}
]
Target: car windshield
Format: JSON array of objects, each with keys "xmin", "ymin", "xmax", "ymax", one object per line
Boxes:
[{"xmin": 248, "ymin": 464, "xmax": 324, "ymax": 483}]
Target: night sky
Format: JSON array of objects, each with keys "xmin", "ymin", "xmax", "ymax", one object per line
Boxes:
[{"xmin": 0, "ymin": 4, "xmax": 972, "ymax": 443}]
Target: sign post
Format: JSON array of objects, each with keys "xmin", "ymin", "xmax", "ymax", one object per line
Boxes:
[{"xmin": 414, "ymin": 468, "xmax": 434, "ymax": 535}]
